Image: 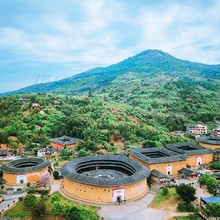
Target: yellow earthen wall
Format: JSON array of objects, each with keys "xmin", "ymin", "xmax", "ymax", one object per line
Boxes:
[
  {"xmin": 63, "ymin": 178, "xmax": 148, "ymax": 203},
  {"xmin": 3, "ymin": 167, "xmax": 49, "ymax": 185},
  {"xmin": 129, "ymin": 154, "xmax": 186, "ymax": 175},
  {"xmin": 186, "ymin": 154, "xmax": 213, "ymax": 168},
  {"xmin": 50, "ymin": 142, "xmax": 78, "ymax": 150},
  {"xmin": 199, "ymin": 142, "xmax": 220, "ymax": 150}
]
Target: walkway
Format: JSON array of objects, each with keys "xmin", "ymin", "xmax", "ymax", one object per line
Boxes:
[
  {"xmin": 98, "ymin": 186, "xmax": 163, "ymax": 220},
  {"xmin": 0, "ymin": 192, "xmax": 26, "ymax": 213}
]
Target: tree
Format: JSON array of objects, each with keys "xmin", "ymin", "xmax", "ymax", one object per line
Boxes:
[
  {"xmin": 65, "ymin": 206, "xmax": 81, "ymax": 220},
  {"xmin": 60, "ymin": 148, "xmax": 73, "ymax": 160},
  {"xmin": 162, "ymin": 187, "xmax": 169, "ymax": 196},
  {"xmin": 175, "ymin": 183, "xmax": 196, "ymax": 203},
  {"xmin": 33, "ymin": 198, "xmax": 46, "ymax": 217},
  {"xmin": 78, "ymin": 148, "xmax": 90, "ymax": 157},
  {"xmin": 210, "ymin": 161, "xmax": 220, "ymax": 170},
  {"xmin": 205, "ymin": 203, "xmax": 220, "ymax": 217},
  {"xmin": 199, "ymin": 174, "xmax": 218, "ymax": 194},
  {"xmin": 51, "ymin": 201, "xmax": 63, "ymax": 215},
  {"xmin": 23, "ymin": 194, "xmax": 36, "ymax": 210},
  {"xmin": 39, "ymin": 173, "xmax": 51, "ymax": 188},
  {"xmin": 53, "ymin": 170, "xmax": 59, "ymax": 180},
  {"xmin": 51, "ymin": 193, "xmax": 60, "ymax": 204}
]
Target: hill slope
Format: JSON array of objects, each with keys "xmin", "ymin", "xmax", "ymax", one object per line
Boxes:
[{"xmin": 3, "ymin": 50, "xmax": 220, "ymax": 96}]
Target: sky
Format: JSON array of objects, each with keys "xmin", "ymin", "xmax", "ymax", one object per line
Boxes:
[{"xmin": 0, "ymin": 0, "xmax": 220, "ymax": 92}]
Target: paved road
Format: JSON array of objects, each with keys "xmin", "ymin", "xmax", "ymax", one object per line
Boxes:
[
  {"xmin": 98, "ymin": 186, "xmax": 165, "ymax": 220},
  {"xmin": 0, "ymin": 192, "xmax": 26, "ymax": 213}
]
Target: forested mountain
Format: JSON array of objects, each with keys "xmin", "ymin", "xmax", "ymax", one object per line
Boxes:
[
  {"xmin": 0, "ymin": 50, "xmax": 219, "ymax": 153},
  {"xmin": 3, "ymin": 50, "xmax": 220, "ymax": 96}
]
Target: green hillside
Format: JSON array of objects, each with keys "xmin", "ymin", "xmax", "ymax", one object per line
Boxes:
[
  {"xmin": 0, "ymin": 50, "xmax": 220, "ymax": 153},
  {"xmin": 3, "ymin": 50, "xmax": 220, "ymax": 96}
]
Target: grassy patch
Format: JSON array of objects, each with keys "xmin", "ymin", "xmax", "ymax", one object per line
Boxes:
[
  {"xmin": 151, "ymin": 187, "xmax": 180, "ymax": 210},
  {"xmin": 3, "ymin": 201, "xmax": 29, "ymax": 220},
  {"xmin": 3, "ymin": 192, "xmax": 99, "ymax": 220},
  {"xmin": 173, "ymin": 215, "xmax": 202, "ymax": 220}
]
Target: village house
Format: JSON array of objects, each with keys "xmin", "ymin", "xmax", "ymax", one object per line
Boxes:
[
  {"xmin": 150, "ymin": 169, "xmax": 171, "ymax": 184},
  {"xmin": 37, "ymin": 148, "xmax": 59, "ymax": 158},
  {"xmin": 165, "ymin": 143, "xmax": 213, "ymax": 169},
  {"xmin": 50, "ymin": 136, "xmax": 81, "ymax": 150},
  {"xmin": 178, "ymin": 167, "xmax": 198, "ymax": 179},
  {"xmin": 129, "ymin": 147, "xmax": 187, "ymax": 175},
  {"xmin": 213, "ymin": 150, "xmax": 220, "ymax": 162},
  {"xmin": 211, "ymin": 126, "xmax": 220, "ymax": 137},
  {"xmin": 0, "ymin": 150, "xmax": 9, "ymax": 159},
  {"xmin": 186, "ymin": 124, "xmax": 207, "ymax": 138}
]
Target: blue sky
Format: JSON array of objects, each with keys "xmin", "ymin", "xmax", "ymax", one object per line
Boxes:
[{"xmin": 0, "ymin": 0, "xmax": 220, "ymax": 92}]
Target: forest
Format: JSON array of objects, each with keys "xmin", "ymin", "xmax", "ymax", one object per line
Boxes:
[{"xmin": 0, "ymin": 74, "xmax": 219, "ymax": 155}]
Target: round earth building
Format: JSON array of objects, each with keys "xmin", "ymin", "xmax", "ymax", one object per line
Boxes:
[
  {"xmin": 1, "ymin": 158, "xmax": 50, "ymax": 185},
  {"xmin": 60, "ymin": 155, "xmax": 150, "ymax": 204},
  {"xmin": 198, "ymin": 136, "xmax": 220, "ymax": 150}
]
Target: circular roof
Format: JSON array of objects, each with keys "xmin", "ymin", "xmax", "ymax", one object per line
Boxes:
[
  {"xmin": 198, "ymin": 136, "xmax": 220, "ymax": 145},
  {"xmin": 60, "ymin": 155, "xmax": 150, "ymax": 187},
  {"xmin": 1, "ymin": 158, "xmax": 50, "ymax": 174}
]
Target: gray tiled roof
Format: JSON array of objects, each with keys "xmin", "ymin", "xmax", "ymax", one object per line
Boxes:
[
  {"xmin": 151, "ymin": 169, "xmax": 167, "ymax": 178},
  {"xmin": 60, "ymin": 155, "xmax": 150, "ymax": 187},
  {"xmin": 0, "ymin": 150, "xmax": 8, "ymax": 156},
  {"xmin": 1, "ymin": 158, "xmax": 50, "ymax": 173},
  {"xmin": 50, "ymin": 136, "xmax": 81, "ymax": 145},
  {"xmin": 198, "ymin": 136, "xmax": 220, "ymax": 145},
  {"xmin": 179, "ymin": 168, "xmax": 197, "ymax": 176},
  {"xmin": 164, "ymin": 142, "xmax": 213, "ymax": 155},
  {"xmin": 130, "ymin": 147, "xmax": 186, "ymax": 164}
]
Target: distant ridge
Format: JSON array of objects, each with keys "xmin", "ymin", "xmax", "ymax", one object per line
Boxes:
[{"xmin": 2, "ymin": 49, "xmax": 220, "ymax": 96}]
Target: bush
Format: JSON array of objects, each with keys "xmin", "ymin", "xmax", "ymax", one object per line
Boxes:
[
  {"xmin": 53, "ymin": 170, "xmax": 59, "ymax": 180},
  {"xmin": 162, "ymin": 187, "xmax": 169, "ymax": 196},
  {"xmin": 177, "ymin": 203, "xmax": 198, "ymax": 212},
  {"xmin": 27, "ymin": 189, "xmax": 36, "ymax": 194},
  {"xmin": 27, "ymin": 182, "xmax": 31, "ymax": 187},
  {"xmin": 17, "ymin": 188, "xmax": 22, "ymax": 191},
  {"xmin": 1, "ymin": 185, "xmax": 4, "ymax": 189},
  {"xmin": 176, "ymin": 184, "xmax": 196, "ymax": 202},
  {"xmin": 210, "ymin": 161, "xmax": 220, "ymax": 170},
  {"xmin": 37, "ymin": 190, "xmax": 49, "ymax": 195}
]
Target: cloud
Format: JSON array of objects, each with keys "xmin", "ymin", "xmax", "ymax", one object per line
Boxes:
[{"xmin": 0, "ymin": 0, "xmax": 220, "ymax": 91}]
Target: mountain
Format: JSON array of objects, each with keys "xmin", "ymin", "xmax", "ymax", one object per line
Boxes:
[
  {"xmin": 0, "ymin": 50, "xmax": 220, "ymax": 150},
  {"xmin": 2, "ymin": 49, "xmax": 220, "ymax": 96}
]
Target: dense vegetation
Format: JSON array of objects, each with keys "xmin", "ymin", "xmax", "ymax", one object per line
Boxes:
[
  {"xmin": 3, "ymin": 192, "xmax": 98, "ymax": 220},
  {"xmin": 0, "ymin": 50, "xmax": 219, "ymax": 152}
]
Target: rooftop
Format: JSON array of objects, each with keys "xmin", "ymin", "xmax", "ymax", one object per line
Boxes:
[
  {"xmin": 50, "ymin": 135, "xmax": 81, "ymax": 145},
  {"xmin": 198, "ymin": 136, "xmax": 220, "ymax": 145},
  {"xmin": 130, "ymin": 147, "xmax": 186, "ymax": 164},
  {"xmin": 201, "ymin": 196, "xmax": 220, "ymax": 204},
  {"xmin": 165, "ymin": 142, "xmax": 213, "ymax": 155},
  {"xmin": 1, "ymin": 158, "xmax": 50, "ymax": 173},
  {"xmin": 60, "ymin": 155, "xmax": 150, "ymax": 187},
  {"xmin": 151, "ymin": 169, "xmax": 168, "ymax": 178},
  {"xmin": 179, "ymin": 168, "xmax": 197, "ymax": 176}
]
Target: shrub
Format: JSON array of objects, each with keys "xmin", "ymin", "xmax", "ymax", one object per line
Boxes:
[
  {"xmin": 162, "ymin": 187, "xmax": 169, "ymax": 196},
  {"xmin": 27, "ymin": 182, "xmax": 31, "ymax": 187},
  {"xmin": 177, "ymin": 203, "xmax": 198, "ymax": 212},
  {"xmin": 17, "ymin": 188, "xmax": 22, "ymax": 191},
  {"xmin": 1, "ymin": 185, "xmax": 4, "ymax": 189},
  {"xmin": 37, "ymin": 190, "xmax": 49, "ymax": 195},
  {"xmin": 175, "ymin": 183, "xmax": 196, "ymax": 202},
  {"xmin": 53, "ymin": 170, "xmax": 59, "ymax": 180},
  {"xmin": 27, "ymin": 189, "xmax": 36, "ymax": 194}
]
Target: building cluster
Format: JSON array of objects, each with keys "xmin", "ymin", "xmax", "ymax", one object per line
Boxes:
[
  {"xmin": 0, "ymin": 133, "xmax": 220, "ymax": 205},
  {"xmin": 129, "ymin": 143, "xmax": 213, "ymax": 184},
  {"xmin": 186, "ymin": 124, "xmax": 220, "ymax": 138}
]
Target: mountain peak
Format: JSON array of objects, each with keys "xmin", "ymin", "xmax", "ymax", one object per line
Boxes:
[{"xmin": 133, "ymin": 49, "xmax": 176, "ymax": 60}]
